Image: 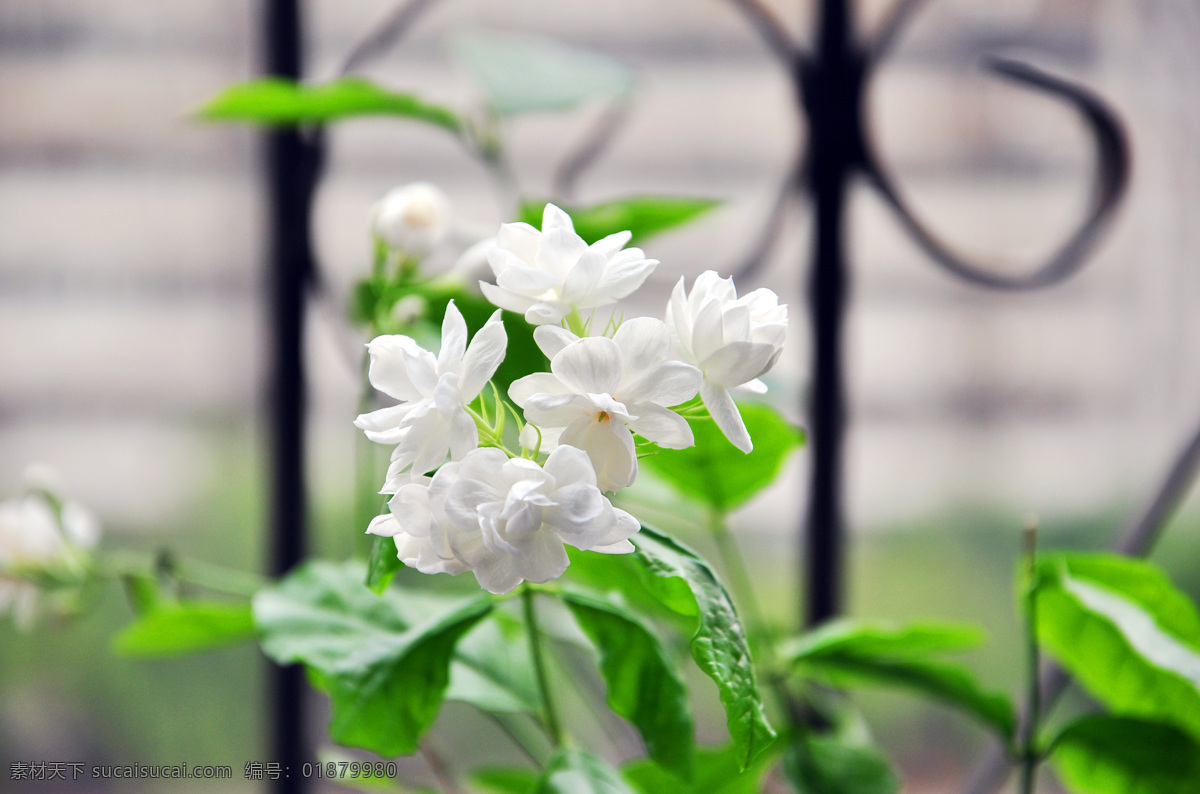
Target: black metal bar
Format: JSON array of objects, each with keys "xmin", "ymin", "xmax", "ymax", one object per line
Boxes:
[
  {"xmin": 799, "ymin": 0, "xmax": 866, "ymax": 627},
  {"xmin": 264, "ymin": 0, "xmax": 309, "ymax": 790}
]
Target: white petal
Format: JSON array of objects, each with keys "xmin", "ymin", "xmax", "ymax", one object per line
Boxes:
[
  {"xmin": 620, "ymin": 361, "xmax": 702, "ymax": 408},
  {"xmin": 700, "ymin": 381, "xmax": 751, "ymax": 453},
  {"xmin": 533, "ymin": 325, "xmax": 579, "ymax": 359},
  {"xmin": 525, "ymin": 301, "xmax": 569, "ymax": 326},
  {"xmin": 628, "ymin": 404, "xmax": 694, "ymax": 449},
  {"xmin": 497, "ymin": 264, "xmax": 561, "ymax": 294},
  {"xmin": 733, "ymin": 378, "xmax": 769, "ymax": 395},
  {"xmin": 437, "ymin": 300, "xmax": 468, "ymax": 374},
  {"xmin": 366, "ymin": 513, "xmax": 401, "ymax": 537},
  {"xmin": 691, "ymin": 298, "xmax": 727, "ymax": 363},
  {"xmin": 523, "ymin": 393, "xmax": 593, "ymax": 427},
  {"xmin": 508, "ymin": 373, "xmax": 571, "ymax": 407},
  {"xmin": 560, "ymin": 249, "xmax": 607, "ymax": 305},
  {"xmin": 551, "ymin": 337, "xmax": 622, "ymax": 396},
  {"xmin": 536, "ymin": 227, "xmax": 587, "ymax": 280},
  {"xmin": 561, "ymin": 418, "xmax": 637, "ymax": 492},
  {"xmin": 496, "ymin": 221, "xmax": 541, "ymax": 264},
  {"xmin": 355, "ymin": 403, "xmax": 415, "ymax": 444},
  {"xmin": 700, "ymin": 341, "xmax": 780, "ymax": 387},
  {"xmin": 480, "ymin": 281, "xmax": 533, "ymax": 314},
  {"xmin": 589, "ymin": 230, "xmax": 632, "ymax": 257},
  {"xmin": 448, "ymin": 406, "xmax": 478, "ymax": 461},
  {"xmin": 458, "ymin": 311, "xmax": 508, "ymax": 400},
  {"xmin": 541, "ymin": 444, "xmax": 598, "ymax": 488},
  {"xmin": 519, "ymin": 423, "xmax": 562, "ymax": 453},
  {"xmin": 612, "ymin": 317, "xmax": 671, "ymax": 376},
  {"xmin": 542, "ymin": 203, "xmax": 575, "ymax": 234},
  {"xmin": 471, "ymin": 552, "xmax": 527, "ymax": 594},
  {"xmin": 366, "ymin": 335, "xmax": 437, "ymax": 400},
  {"xmin": 514, "ymin": 530, "xmax": 570, "ymax": 585}
]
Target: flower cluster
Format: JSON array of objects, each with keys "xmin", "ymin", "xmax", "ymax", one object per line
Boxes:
[
  {"xmin": 358, "ymin": 203, "xmax": 787, "ymax": 593},
  {"xmin": 0, "ymin": 473, "xmax": 100, "ymax": 629}
]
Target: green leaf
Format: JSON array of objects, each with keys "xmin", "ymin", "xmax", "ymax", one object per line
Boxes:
[
  {"xmin": 447, "ymin": 615, "xmax": 539, "ymax": 713},
  {"xmin": 365, "ymin": 535, "xmax": 402, "ymax": 595},
  {"xmin": 518, "ymin": 197, "xmax": 720, "ymax": 247},
  {"xmin": 472, "ymin": 767, "xmax": 541, "ymax": 794},
  {"xmin": 451, "ymin": 32, "xmax": 635, "ymax": 116},
  {"xmin": 642, "ymin": 403, "xmax": 803, "ymax": 512},
  {"xmin": 780, "ymin": 620, "xmax": 1014, "ymax": 740},
  {"xmin": 562, "ymin": 591, "xmax": 695, "ymax": 779},
  {"xmin": 120, "ymin": 573, "xmax": 162, "ymax": 615},
  {"xmin": 253, "ymin": 561, "xmax": 494, "ymax": 756},
  {"xmin": 784, "ymin": 736, "xmax": 899, "ymax": 794},
  {"xmin": 535, "ymin": 750, "xmax": 633, "ymax": 794},
  {"xmin": 630, "ymin": 526, "xmax": 775, "ymax": 768},
  {"xmin": 199, "ymin": 77, "xmax": 461, "ymax": 131},
  {"xmin": 1050, "ymin": 715, "xmax": 1200, "ymax": 794},
  {"xmin": 1034, "ymin": 552, "xmax": 1200, "ymax": 741},
  {"xmin": 112, "ymin": 601, "xmax": 256, "ymax": 658},
  {"xmin": 622, "ymin": 740, "xmax": 783, "ymax": 794}
]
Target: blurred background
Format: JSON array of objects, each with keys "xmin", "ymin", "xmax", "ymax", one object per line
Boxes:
[{"xmin": 3, "ymin": 0, "xmax": 1200, "ymax": 791}]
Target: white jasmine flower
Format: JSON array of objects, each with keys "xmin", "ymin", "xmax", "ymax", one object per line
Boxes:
[
  {"xmin": 0, "ymin": 489, "xmax": 100, "ymax": 630},
  {"xmin": 371, "ymin": 182, "xmax": 452, "ymax": 256},
  {"xmin": 366, "ymin": 472, "xmax": 471, "ymax": 576},
  {"xmin": 666, "ymin": 271, "xmax": 787, "ymax": 453},
  {"xmin": 479, "ymin": 204, "xmax": 658, "ymax": 326},
  {"xmin": 509, "ymin": 318, "xmax": 702, "ymax": 492},
  {"xmin": 355, "ymin": 300, "xmax": 507, "ymax": 475},
  {"xmin": 441, "ymin": 446, "xmax": 639, "ymax": 594}
]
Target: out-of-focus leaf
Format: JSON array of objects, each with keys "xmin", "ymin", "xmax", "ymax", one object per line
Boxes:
[
  {"xmin": 472, "ymin": 767, "xmax": 541, "ymax": 794},
  {"xmin": 784, "ymin": 735, "xmax": 899, "ymax": 794},
  {"xmin": 120, "ymin": 573, "xmax": 162, "ymax": 615},
  {"xmin": 642, "ymin": 403, "xmax": 803, "ymax": 512},
  {"xmin": 562, "ymin": 591, "xmax": 694, "ymax": 779},
  {"xmin": 199, "ymin": 77, "xmax": 461, "ymax": 131},
  {"xmin": 780, "ymin": 620, "xmax": 1014, "ymax": 740},
  {"xmin": 365, "ymin": 535, "xmax": 402, "ymax": 595},
  {"xmin": 451, "ymin": 32, "xmax": 634, "ymax": 116},
  {"xmin": 253, "ymin": 561, "xmax": 494, "ymax": 756},
  {"xmin": 518, "ymin": 197, "xmax": 720, "ymax": 247},
  {"xmin": 622, "ymin": 740, "xmax": 783, "ymax": 794},
  {"xmin": 1034, "ymin": 552, "xmax": 1200, "ymax": 740},
  {"xmin": 534, "ymin": 750, "xmax": 633, "ymax": 794},
  {"xmin": 112, "ymin": 601, "xmax": 255, "ymax": 658},
  {"xmin": 631, "ymin": 526, "xmax": 775, "ymax": 769},
  {"xmin": 448, "ymin": 615, "xmax": 539, "ymax": 714},
  {"xmin": 1050, "ymin": 714, "xmax": 1200, "ymax": 794}
]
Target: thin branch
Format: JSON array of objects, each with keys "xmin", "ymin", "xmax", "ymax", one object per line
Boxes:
[
  {"xmin": 337, "ymin": 0, "xmax": 441, "ymax": 76},
  {"xmin": 867, "ymin": 0, "xmax": 931, "ymax": 65},
  {"xmin": 726, "ymin": 0, "xmax": 800, "ymax": 64},
  {"xmin": 964, "ymin": 415, "xmax": 1200, "ymax": 794},
  {"xmin": 732, "ymin": 148, "xmax": 804, "ymax": 283},
  {"xmin": 865, "ymin": 58, "xmax": 1129, "ymax": 291},
  {"xmin": 551, "ymin": 93, "xmax": 634, "ymax": 201}
]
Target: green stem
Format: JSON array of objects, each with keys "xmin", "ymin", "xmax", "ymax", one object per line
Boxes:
[
  {"xmin": 565, "ymin": 308, "xmax": 588, "ymax": 337},
  {"xmin": 522, "ymin": 585, "xmax": 564, "ymax": 748},
  {"xmin": 1020, "ymin": 516, "xmax": 1041, "ymax": 794},
  {"xmin": 100, "ymin": 551, "xmax": 266, "ymax": 599},
  {"xmin": 708, "ymin": 507, "xmax": 769, "ymax": 642}
]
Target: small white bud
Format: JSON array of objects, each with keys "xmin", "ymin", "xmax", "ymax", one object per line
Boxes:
[{"xmin": 371, "ymin": 182, "xmax": 451, "ymax": 256}]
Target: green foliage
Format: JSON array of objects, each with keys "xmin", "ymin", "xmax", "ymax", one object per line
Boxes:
[
  {"xmin": 1050, "ymin": 715, "xmax": 1200, "ymax": 794},
  {"xmin": 1034, "ymin": 552, "xmax": 1200, "ymax": 740},
  {"xmin": 198, "ymin": 77, "xmax": 461, "ymax": 131},
  {"xmin": 253, "ymin": 562, "xmax": 501, "ymax": 756},
  {"xmin": 451, "ymin": 32, "xmax": 635, "ymax": 116},
  {"xmin": 643, "ymin": 403, "xmax": 803, "ymax": 512},
  {"xmin": 784, "ymin": 735, "xmax": 899, "ymax": 794},
  {"xmin": 562, "ymin": 591, "xmax": 694, "ymax": 779},
  {"xmin": 518, "ymin": 197, "xmax": 721, "ymax": 247},
  {"xmin": 112, "ymin": 601, "xmax": 256, "ymax": 658},
  {"xmin": 472, "ymin": 767, "xmax": 541, "ymax": 793},
  {"xmin": 535, "ymin": 750, "xmax": 634, "ymax": 794},
  {"xmin": 622, "ymin": 740, "xmax": 782, "ymax": 794},
  {"xmin": 630, "ymin": 526, "xmax": 775, "ymax": 769},
  {"xmin": 365, "ymin": 535, "xmax": 402, "ymax": 595},
  {"xmin": 780, "ymin": 621, "xmax": 1015, "ymax": 740},
  {"xmin": 446, "ymin": 614, "xmax": 539, "ymax": 714}
]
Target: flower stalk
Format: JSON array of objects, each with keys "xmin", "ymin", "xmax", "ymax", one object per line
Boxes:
[
  {"xmin": 1019, "ymin": 514, "xmax": 1041, "ymax": 794},
  {"xmin": 522, "ymin": 585, "xmax": 564, "ymax": 748}
]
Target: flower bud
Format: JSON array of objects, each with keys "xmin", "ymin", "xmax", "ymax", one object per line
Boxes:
[{"xmin": 371, "ymin": 182, "xmax": 451, "ymax": 256}]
